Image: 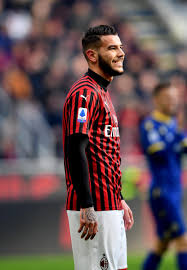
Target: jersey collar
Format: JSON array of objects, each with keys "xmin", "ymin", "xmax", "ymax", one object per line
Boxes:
[
  {"xmin": 152, "ymin": 110, "xmax": 172, "ymax": 123},
  {"xmin": 87, "ymin": 69, "xmax": 110, "ymax": 91}
]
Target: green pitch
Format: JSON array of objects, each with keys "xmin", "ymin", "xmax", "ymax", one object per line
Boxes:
[{"xmin": 0, "ymin": 254, "xmax": 177, "ymax": 270}]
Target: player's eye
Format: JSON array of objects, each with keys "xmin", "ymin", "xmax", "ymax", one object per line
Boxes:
[
  {"xmin": 108, "ymin": 46, "xmax": 116, "ymax": 50},
  {"xmin": 108, "ymin": 46, "xmax": 124, "ymax": 51}
]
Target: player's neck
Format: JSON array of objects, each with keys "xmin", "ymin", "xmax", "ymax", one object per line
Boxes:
[
  {"xmin": 152, "ymin": 110, "xmax": 172, "ymax": 123},
  {"xmin": 88, "ymin": 65, "xmax": 113, "ymax": 82},
  {"xmin": 87, "ymin": 68, "xmax": 110, "ymax": 90}
]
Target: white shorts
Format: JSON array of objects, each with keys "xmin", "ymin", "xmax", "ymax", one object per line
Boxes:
[{"xmin": 67, "ymin": 210, "xmax": 127, "ymax": 270}]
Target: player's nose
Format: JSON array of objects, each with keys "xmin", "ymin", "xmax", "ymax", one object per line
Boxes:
[{"xmin": 117, "ymin": 48, "xmax": 125, "ymax": 59}]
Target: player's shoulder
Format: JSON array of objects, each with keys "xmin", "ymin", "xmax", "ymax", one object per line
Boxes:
[{"xmin": 67, "ymin": 73, "xmax": 99, "ymax": 99}]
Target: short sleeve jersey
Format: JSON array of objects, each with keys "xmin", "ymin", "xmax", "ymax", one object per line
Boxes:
[
  {"xmin": 63, "ymin": 69, "xmax": 122, "ymax": 211},
  {"xmin": 140, "ymin": 110, "xmax": 187, "ymax": 194}
]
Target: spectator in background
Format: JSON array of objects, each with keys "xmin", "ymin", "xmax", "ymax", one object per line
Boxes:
[
  {"xmin": 0, "ymin": 86, "xmax": 15, "ymax": 159},
  {"xmin": 0, "ymin": 0, "xmax": 186, "ymax": 158},
  {"xmin": 15, "ymin": 98, "xmax": 55, "ymax": 158},
  {"xmin": 3, "ymin": 64, "xmax": 32, "ymax": 99}
]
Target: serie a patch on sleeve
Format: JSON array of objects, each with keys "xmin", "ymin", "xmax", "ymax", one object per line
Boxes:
[{"xmin": 77, "ymin": 107, "xmax": 87, "ymax": 123}]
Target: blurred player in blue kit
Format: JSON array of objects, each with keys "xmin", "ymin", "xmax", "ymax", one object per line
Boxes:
[{"xmin": 140, "ymin": 82, "xmax": 187, "ymax": 270}]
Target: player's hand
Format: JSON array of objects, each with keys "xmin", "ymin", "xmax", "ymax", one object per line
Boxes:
[
  {"xmin": 78, "ymin": 207, "xmax": 98, "ymax": 240},
  {"xmin": 121, "ymin": 200, "xmax": 134, "ymax": 230}
]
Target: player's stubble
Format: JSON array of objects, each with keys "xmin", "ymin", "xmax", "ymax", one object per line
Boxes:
[{"xmin": 98, "ymin": 53, "xmax": 124, "ymax": 77}]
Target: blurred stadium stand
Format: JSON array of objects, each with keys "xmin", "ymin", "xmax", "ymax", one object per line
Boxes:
[
  {"xmin": 150, "ymin": 0, "xmax": 187, "ymax": 43},
  {"xmin": 0, "ymin": 0, "xmax": 186, "ymax": 255},
  {"xmin": 0, "ymin": 0, "xmax": 187, "ymax": 159}
]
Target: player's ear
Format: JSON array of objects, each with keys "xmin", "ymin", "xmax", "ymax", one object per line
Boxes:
[{"xmin": 85, "ymin": 49, "xmax": 97, "ymax": 63}]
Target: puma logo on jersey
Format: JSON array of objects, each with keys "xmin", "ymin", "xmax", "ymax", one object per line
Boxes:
[
  {"xmin": 80, "ymin": 94, "xmax": 89, "ymax": 101},
  {"xmin": 105, "ymin": 125, "xmax": 120, "ymax": 137}
]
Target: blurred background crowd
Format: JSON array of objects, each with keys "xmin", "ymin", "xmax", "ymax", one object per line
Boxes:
[{"xmin": 0, "ymin": 0, "xmax": 187, "ymax": 160}]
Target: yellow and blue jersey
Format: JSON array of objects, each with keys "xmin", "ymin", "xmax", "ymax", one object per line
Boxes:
[
  {"xmin": 140, "ymin": 110, "xmax": 187, "ymax": 240},
  {"xmin": 140, "ymin": 110, "xmax": 187, "ymax": 195}
]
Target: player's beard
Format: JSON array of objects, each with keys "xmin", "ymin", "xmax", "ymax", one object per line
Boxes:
[
  {"xmin": 98, "ymin": 54, "xmax": 124, "ymax": 77},
  {"xmin": 170, "ymin": 108, "xmax": 178, "ymax": 117}
]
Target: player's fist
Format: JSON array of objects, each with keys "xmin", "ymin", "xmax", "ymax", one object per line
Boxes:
[{"xmin": 78, "ymin": 207, "xmax": 98, "ymax": 240}]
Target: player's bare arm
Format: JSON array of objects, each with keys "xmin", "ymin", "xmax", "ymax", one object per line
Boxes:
[
  {"xmin": 78, "ymin": 207, "xmax": 98, "ymax": 240},
  {"xmin": 121, "ymin": 199, "xmax": 134, "ymax": 230}
]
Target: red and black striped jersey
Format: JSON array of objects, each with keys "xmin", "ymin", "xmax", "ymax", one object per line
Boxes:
[{"xmin": 63, "ymin": 69, "xmax": 122, "ymax": 211}]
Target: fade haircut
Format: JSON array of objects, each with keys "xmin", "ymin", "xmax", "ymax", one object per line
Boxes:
[
  {"xmin": 82, "ymin": 25, "xmax": 117, "ymax": 60},
  {"xmin": 153, "ymin": 82, "xmax": 171, "ymax": 97}
]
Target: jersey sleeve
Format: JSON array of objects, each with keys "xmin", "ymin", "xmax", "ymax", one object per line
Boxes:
[
  {"xmin": 140, "ymin": 119, "xmax": 165, "ymax": 155},
  {"xmin": 68, "ymin": 87, "xmax": 99, "ymax": 136}
]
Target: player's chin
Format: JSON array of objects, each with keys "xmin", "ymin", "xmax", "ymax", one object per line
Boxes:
[
  {"xmin": 112, "ymin": 67, "xmax": 124, "ymax": 76},
  {"xmin": 168, "ymin": 107, "xmax": 178, "ymax": 116}
]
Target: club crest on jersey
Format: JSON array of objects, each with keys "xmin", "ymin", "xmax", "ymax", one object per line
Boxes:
[
  {"xmin": 77, "ymin": 107, "xmax": 87, "ymax": 123},
  {"xmin": 100, "ymin": 254, "xmax": 109, "ymax": 270}
]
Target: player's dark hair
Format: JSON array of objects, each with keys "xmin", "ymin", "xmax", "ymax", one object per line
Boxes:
[
  {"xmin": 153, "ymin": 82, "xmax": 171, "ymax": 96},
  {"xmin": 82, "ymin": 25, "xmax": 117, "ymax": 59}
]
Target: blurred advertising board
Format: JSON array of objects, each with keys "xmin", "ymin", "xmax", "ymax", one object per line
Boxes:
[
  {"xmin": 0, "ymin": 157, "xmax": 186, "ymax": 255},
  {"xmin": 0, "ymin": 158, "xmax": 71, "ymax": 255}
]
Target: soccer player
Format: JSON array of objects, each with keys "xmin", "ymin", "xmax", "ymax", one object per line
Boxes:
[
  {"xmin": 140, "ymin": 82, "xmax": 187, "ymax": 270},
  {"xmin": 63, "ymin": 25, "xmax": 134, "ymax": 270}
]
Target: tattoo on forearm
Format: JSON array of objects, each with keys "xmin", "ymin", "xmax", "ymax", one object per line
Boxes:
[{"xmin": 85, "ymin": 208, "xmax": 97, "ymax": 222}]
